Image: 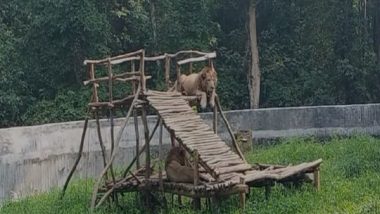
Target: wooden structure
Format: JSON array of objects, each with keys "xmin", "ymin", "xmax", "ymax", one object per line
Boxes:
[{"xmin": 60, "ymin": 49, "xmax": 322, "ymax": 212}]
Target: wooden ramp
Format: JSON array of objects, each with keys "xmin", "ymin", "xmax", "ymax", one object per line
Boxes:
[{"xmin": 146, "ymin": 90, "xmax": 251, "ymax": 179}]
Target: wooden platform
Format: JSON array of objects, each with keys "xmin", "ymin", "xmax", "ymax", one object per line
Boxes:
[{"xmin": 146, "ymin": 90, "xmax": 251, "ymax": 180}]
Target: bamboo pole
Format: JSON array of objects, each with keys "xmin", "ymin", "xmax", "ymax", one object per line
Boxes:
[
  {"xmin": 193, "ymin": 149, "xmax": 201, "ymax": 210},
  {"xmin": 215, "ymin": 96, "xmax": 246, "ymax": 163},
  {"xmin": 60, "ymin": 118, "xmax": 89, "ymax": 199},
  {"xmin": 90, "ymin": 85, "xmax": 141, "ymax": 213}
]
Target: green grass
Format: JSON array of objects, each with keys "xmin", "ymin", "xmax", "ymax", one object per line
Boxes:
[{"xmin": 2, "ymin": 135, "xmax": 380, "ymax": 214}]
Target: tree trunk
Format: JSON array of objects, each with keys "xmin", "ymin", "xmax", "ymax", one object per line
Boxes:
[
  {"xmin": 248, "ymin": 2, "xmax": 261, "ymax": 109},
  {"xmin": 374, "ymin": 0, "xmax": 380, "ymax": 63}
]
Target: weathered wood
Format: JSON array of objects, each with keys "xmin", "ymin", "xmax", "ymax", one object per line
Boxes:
[
  {"xmin": 314, "ymin": 167, "xmax": 320, "ymax": 191},
  {"xmin": 95, "ymin": 111, "xmax": 108, "ymax": 168},
  {"xmin": 133, "ymin": 109, "xmax": 140, "ymax": 169},
  {"xmin": 165, "ymin": 55, "xmax": 171, "ymax": 89},
  {"xmin": 122, "ymin": 118, "xmax": 161, "ymax": 178},
  {"xmin": 177, "ymin": 52, "xmax": 217, "ymax": 65},
  {"xmin": 215, "ymin": 164, "xmax": 252, "ymax": 175},
  {"xmin": 140, "ymin": 50, "xmax": 146, "ymax": 92},
  {"xmin": 89, "ymin": 64, "xmax": 99, "ymax": 103},
  {"xmin": 84, "ymin": 49, "xmax": 144, "ymax": 65},
  {"xmin": 159, "ymin": 118, "xmax": 164, "ymax": 192},
  {"xmin": 60, "ymin": 118, "xmax": 89, "ymax": 199},
  {"xmin": 216, "ymin": 96, "xmax": 246, "ymax": 163},
  {"xmin": 239, "ymin": 177, "xmax": 246, "ymax": 210},
  {"xmin": 213, "ymin": 103, "xmax": 217, "ymax": 134},
  {"xmin": 90, "ymin": 85, "xmax": 141, "ymax": 212},
  {"xmin": 193, "ymin": 149, "xmax": 201, "ymax": 210}
]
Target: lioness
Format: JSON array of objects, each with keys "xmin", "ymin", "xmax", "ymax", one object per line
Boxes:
[
  {"xmin": 171, "ymin": 65, "xmax": 217, "ymax": 109},
  {"xmin": 165, "ymin": 146, "xmax": 195, "ymax": 183}
]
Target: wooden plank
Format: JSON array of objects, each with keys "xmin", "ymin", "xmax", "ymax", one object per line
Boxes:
[{"xmin": 215, "ymin": 164, "xmax": 252, "ymax": 175}]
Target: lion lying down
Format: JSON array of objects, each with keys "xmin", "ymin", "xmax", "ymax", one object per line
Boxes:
[
  {"xmin": 165, "ymin": 146, "xmax": 207, "ymax": 183},
  {"xmin": 170, "ymin": 65, "xmax": 217, "ymax": 109}
]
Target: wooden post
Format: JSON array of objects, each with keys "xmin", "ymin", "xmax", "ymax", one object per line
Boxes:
[
  {"xmin": 141, "ymin": 104, "xmax": 151, "ymax": 210},
  {"xmin": 213, "ymin": 102, "xmax": 217, "ymax": 134},
  {"xmin": 95, "ymin": 111, "xmax": 107, "ymax": 168},
  {"xmin": 134, "ymin": 109, "xmax": 140, "ymax": 169},
  {"xmin": 193, "ymin": 150, "xmax": 201, "ymax": 210},
  {"xmin": 239, "ymin": 177, "xmax": 246, "ymax": 210},
  {"xmin": 170, "ymin": 132, "xmax": 176, "ymax": 147},
  {"xmin": 165, "ymin": 55, "xmax": 171, "ymax": 89},
  {"xmin": 60, "ymin": 118, "xmax": 89, "ymax": 199},
  {"xmin": 89, "ymin": 63, "xmax": 99, "ymax": 103},
  {"xmin": 132, "ymin": 67, "xmax": 140, "ymax": 169},
  {"xmin": 158, "ymin": 118, "xmax": 164, "ymax": 191},
  {"xmin": 108, "ymin": 59, "xmax": 113, "ymax": 104},
  {"xmin": 314, "ymin": 167, "xmax": 320, "ymax": 191},
  {"xmin": 140, "ymin": 51, "xmax": 146, "ymax": 92},
  {"xmin": 189, "ymin": 53, "xmax": 193, "ymax": 73},
  {"xmin": 141, "ymin": 105, "xmax": 150, "ymax": 178},
  {"xmin": 131, "ymin": 60, "xmax": 136, "ymax": 72},
  {"xmin": 265, "ymin": 183, "xmax": 271, "ymax": 200},
  {"xmin": 176, "ymin": 64, "xmax": 181, "ymax": 91}
]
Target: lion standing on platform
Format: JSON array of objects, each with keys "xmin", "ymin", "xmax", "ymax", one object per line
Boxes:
[{"xmin": 170, "ymin": 65, "xmax": 217, "ymax": 109}]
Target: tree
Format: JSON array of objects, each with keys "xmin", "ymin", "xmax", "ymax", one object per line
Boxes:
[
  {"xmin": 374, "ymin": 0, "xmax": 380, "ymax": 63},
  {"xmin": 247, "ymin": 0, "xmax": 261, "ymax": 109}
]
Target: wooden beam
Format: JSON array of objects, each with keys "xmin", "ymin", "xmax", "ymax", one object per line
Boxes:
[
  {"xmin": 83, "ymin": 49, "xmax": 144, "ymax": 65},
  {"xmin": 60, "ymin": 118, "xmax": 89, "ymax": 199},
  {"xmin": 90, "ymin": 85, "xmax": 141, "ymax": 213},
  {"xmin": 177, "ymin": 52, "xmax": 216, "ymax": 65},
  {"xmin": 216, "ymin": 96, "xmax": 246, "ymax": 163}
]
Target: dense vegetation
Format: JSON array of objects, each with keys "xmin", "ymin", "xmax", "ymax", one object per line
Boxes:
[
  {"xmin": 1, "ymin": 0, "xmax": 380, "ymax": 127},
  {"xmin": 2, "ymin": 135, "xmax": 380, "ymax": 213}
]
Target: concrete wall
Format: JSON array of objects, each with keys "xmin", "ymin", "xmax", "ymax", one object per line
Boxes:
[{"xmin": 1, "ymin": 103, "xmax": 380, "ymax": 201}]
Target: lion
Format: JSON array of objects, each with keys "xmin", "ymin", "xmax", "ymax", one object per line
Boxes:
[
  {"xmin": 165, "ymin": 146, "xmax": 195, "ymax": 183},
  {"xmin": 170, "ymin": 65, "xmax": 217, "ymax": 109}
]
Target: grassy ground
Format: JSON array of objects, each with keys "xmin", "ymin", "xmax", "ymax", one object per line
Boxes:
[{"xmin": 2, "ymin": 135, "xmax": 380, "ymax": 214}]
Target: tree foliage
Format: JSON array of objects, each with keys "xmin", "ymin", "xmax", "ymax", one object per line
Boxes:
[{"xmin": 0, "ymin": 0, "xmax": 379, "ymax": 127}]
